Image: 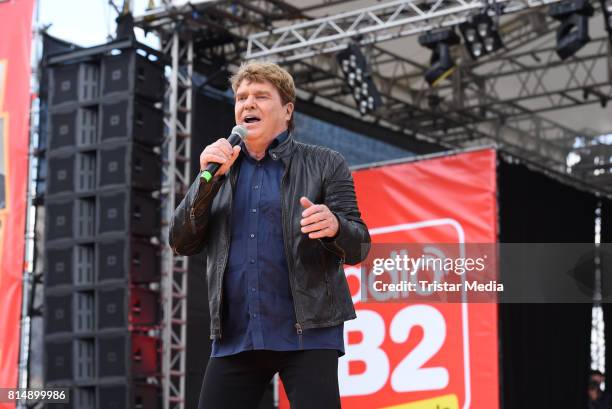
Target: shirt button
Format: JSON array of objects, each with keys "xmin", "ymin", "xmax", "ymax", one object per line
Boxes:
[
  {"xmin": 253, "ymin": 185, "xmax": 259, "ymax": 190},
  {"xmin": 251, "ymin": 208, "xmax": 257, "ymax": 213},
  {"xmin": 250, "ymin": 233, "xmax": 255, "ymax": 238},
  {"xmin": 271, "ymin": 153, "xmax": 278, "ymax": 160},
  {"xmin": 252, "ymin": 313, "xmax": 257, "ymax": 318},
  {"xmin": 251, "ymin": 287, "xmax": 256, "ymax": 292},
  {"xmin": 250, "ymin": 258, "xmax": 255, "ymax": 264}
]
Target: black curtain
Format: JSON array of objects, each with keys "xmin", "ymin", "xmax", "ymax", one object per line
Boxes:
[
  {"xmin": 498, "ymin": 158, "xmax": 595, "ymax": 409},
  {"xmin": 186, "ymin": 251, "xmax": 211, "ymax": 409}
]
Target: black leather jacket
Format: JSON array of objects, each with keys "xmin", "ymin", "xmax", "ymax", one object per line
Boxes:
[{"xmin": 169, "ymin": 135, "xmax": 371, "ymax": 340}]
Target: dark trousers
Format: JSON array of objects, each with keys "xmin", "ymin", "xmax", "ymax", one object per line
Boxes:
[{"xmin": 198, "ymin": 349, "xmax": 341, "ymax": 409}]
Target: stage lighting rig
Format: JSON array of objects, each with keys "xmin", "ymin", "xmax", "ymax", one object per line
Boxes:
[
  {"xmin": 336, "ymin": 44, "xmax": 382, "ymax": 115},
  {"xmin": 459, "ymin": 12, "xmax": 503, "ymax": 60},
  {"xmin": 601, "ymin": 0, "xmax": 612, "ymax": 36},
  {"xmin": 418, "ymin": 28, "xmax": 460, "ymax": 86},
  {"xmin": 549, "ymin": 0, "xmax": 594, "ymax": 60}
]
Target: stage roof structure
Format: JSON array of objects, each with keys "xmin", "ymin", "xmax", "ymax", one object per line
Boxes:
[{"xmin": 136, "ymin": 0, "xmax": 612, "ymax": 194}]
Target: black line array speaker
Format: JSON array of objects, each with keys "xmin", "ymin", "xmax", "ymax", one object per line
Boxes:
[
  {"xmin": 45, "ymin": 245, "xmax": 74, "ymax": 287},
  {"xmin": 96, "ymin": 286, "xmax": 159, "ymax": 330},
  {"xmin": 45, "ymin": 338, "xmax": 73, "ymax": 382},
  {"xmin": 97, "ymin": 384, "xmax": 159, "ymax": 409},
  {"xmin": 97, "ymin": 191, "xmax": 160, "ymax": 237},
  {"xmin": 49, "ymin": 107, "xmax": 98, "ymax": 150},
  {"xmin": 46, "ymin": 142, "xmax": 161, "ymax": 195},
  {"xmin": 47, "ymin": 151, "xmax": 96, "ymax": 195},
  {"xmin": 43, "ymin": 43, "xmax": 164, "ymax": 409},
  {"xmin": 46, "ymin": 197, "xmax": 96, "ymax": 241},
  {"xmin": 99, "ymin": 97, "xmax": 163, "ymax": 147},
  {"xmin": 44, "ymin": 293, "xmax": 73, "ymax": 335},
  {"xmin": 45, "ymin": 237, "xmax": 161, "ymax": 289},
  {"xmin": 97, "ymin": 333, "xmax": 158, "ymax": 379},
  {"xmin": 49, "ymin": 63, "xmax": 99, "ymax": 106},
  {"xmin": 101, "ymin": 52, "xmax": 165, "ymax": 101},
  {"xmin": 97, "ymin": 142, "xmax": 161, "ymax": 191},
  {"xmin": 96, "ymin": 237, "xmax": 160, "ymax": 284}
]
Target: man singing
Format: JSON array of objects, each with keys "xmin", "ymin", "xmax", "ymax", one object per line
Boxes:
[{"xmin": 169, "ymin": 61, "xmax": 371, "ymax": 409}]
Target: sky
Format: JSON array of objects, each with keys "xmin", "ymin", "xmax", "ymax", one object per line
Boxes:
[{"xmin": 38, "ymin": 0, "xmax": 159, "ymax": 48}]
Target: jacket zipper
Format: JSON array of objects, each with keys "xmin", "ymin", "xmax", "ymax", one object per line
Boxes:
[
  {"xmin": 280, "ymin": 160, "xmax": 304, "ymax": 338},
  {"xmin": 295, "ymin": 323, "xmax": 303, "ymax": 349},
  {"xmin": 218, "ymin": 218, "xmax": 230, "ymax": 340},
  {"xmin": 189, "ymin": 207, "xmax": 197, "ymax": 234}
]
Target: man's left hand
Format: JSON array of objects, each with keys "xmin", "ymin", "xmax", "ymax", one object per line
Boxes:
[{"xmin": 300, "ymin": 197, "xmax": 339, "ymax": 239}]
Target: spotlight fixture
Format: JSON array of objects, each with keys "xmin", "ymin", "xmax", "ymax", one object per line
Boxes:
[
  {"xmin": 549, "ymin": 0, "xmax": 593, "ymax": 60},
  {"xmin": 336, "ymin": 44, "xmax": 383, "ymax": 115},
  {"xmin": 459, "ymin": 13, "xmax": 503, "ymax": 60},
  {"xmin": 601, "ymin": 0, "xmax": 612, "ymax": 36},
  {"xmin": 418, "ymin": 28, "xmax": 460, "ymax": 86}
]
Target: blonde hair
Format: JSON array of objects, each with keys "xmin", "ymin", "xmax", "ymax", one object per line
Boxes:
[{"xmin": 230, "ymin": 61, "xmax": 296, "ymax": 133}]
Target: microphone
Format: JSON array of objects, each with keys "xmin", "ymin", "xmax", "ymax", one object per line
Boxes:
[{"xmin": 199, "ymin": 125, "xmax": 248, "ymax": 182}]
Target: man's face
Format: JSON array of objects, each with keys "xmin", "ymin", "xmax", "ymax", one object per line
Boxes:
[{"xmin": 234, "ymin": 79, "xmax": 293, "ymax": 144}]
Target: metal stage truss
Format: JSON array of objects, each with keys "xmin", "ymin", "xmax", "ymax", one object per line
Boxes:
[
  {"xmin": 137, "ymin": 0, "xmax": 612, "ymax": 193},
  {"xmin": 160, "ymin": 29, "xmax": 193, "ymax": 409},
  {"xmin": 135, "ymin": 1, "xmax": 611, "ymax": 406},
  {"xmin": 244, "ymin": 0, "xmax": 565, "ymax": 61}
]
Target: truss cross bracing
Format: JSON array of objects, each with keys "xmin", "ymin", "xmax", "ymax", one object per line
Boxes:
[
  {"xmin": 440, "ymin": 37, "xmax": 612, "ymax": 116},
  {"xmin": 246, "ymin": 0, "xmax": 565, "ymax": 62},
  {"xmin": 139, "ymin": 0, "xmax": 612, "ymax": 187}
]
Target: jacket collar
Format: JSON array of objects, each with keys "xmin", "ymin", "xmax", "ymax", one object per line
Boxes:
[
  {"xmin": 269, "ymin": 131, "xmax": 295, "ymax": 165},
  {"xmin": 228, "ymin": 131, "xmax": 294, "ymax": 187}
]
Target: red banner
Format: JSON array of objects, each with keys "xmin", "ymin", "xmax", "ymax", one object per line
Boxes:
[
  {"xmin": 279, "ymin": 148, "xmax": 499, "ymax": 408},
  {"xmin": 0, "ymin": 0, "xmax": 35, "ymax": 402}
]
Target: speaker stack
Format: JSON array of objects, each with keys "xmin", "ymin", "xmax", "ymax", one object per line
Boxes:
[{"xmin": 43, "ymin": 45, "xmax": 164, "ymax": 409}]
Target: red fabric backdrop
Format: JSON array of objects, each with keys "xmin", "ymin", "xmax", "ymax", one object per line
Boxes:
[
  {"xmin": 280, "ymin": 148, "xmax": 499, "ymax": 408},
  {"xmin": 0, "ymin": 1, "xmax": 34, "ymax": 405}
]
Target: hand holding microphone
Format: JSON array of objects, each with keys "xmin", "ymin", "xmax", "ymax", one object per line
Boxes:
[{"xmin": 199, "ymin": 125, "xmax": 248, "ymax": 182}]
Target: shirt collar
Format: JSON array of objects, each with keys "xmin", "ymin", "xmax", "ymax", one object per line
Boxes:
[
  {"xmin": 270, "ymin": 130, "xmax": 289, "ymax": 149},
  {"xmin": 240, "ymin": 130, "xmax": 289, "ymax": 162}
]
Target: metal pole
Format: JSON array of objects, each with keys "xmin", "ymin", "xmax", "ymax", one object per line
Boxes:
[
  {"xmin": 161, "ymin": 30, "xmax": 179, "ymax": 409},
  {"xmin": 17, "ymin": 0, "xmax": 41, "ymax": 406}
]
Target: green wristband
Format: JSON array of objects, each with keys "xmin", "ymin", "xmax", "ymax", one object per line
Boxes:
[{"xmin": 200, "ymin": 170, "xmax": 213, "ymax": 182}]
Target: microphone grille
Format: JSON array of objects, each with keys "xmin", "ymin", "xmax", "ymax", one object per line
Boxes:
[{"xmin": 232, "ymin": 125, "xmax": 248, "ymax": 140}]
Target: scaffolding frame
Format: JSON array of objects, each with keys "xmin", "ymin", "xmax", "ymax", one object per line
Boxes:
[
  {"xmin": 160, "ymin": 30, "xmax": 193, "ymax": 409},
  {"xmin": 246, "ymin": 0, "xmax": 565, "ymax": 61}
]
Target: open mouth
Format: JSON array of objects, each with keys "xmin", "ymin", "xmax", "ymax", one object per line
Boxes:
[{"xmin": 244, "ymin": 115, "xmax": 261, "ymax": 123}]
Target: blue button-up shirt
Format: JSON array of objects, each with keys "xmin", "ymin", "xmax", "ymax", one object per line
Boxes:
[{"xmin": 211, "ymin": 131, "xmax": 344, "ymax": 357}]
